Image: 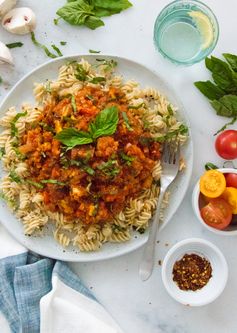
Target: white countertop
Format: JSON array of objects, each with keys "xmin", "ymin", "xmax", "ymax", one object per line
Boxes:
[{"xmin": 1, "ymin": 0, "xmax": 237, "ymax": 332}]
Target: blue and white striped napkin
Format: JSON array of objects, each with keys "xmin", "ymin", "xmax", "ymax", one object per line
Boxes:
[{"xmin": 0, "ymin": 225, "xmax": 124, "ymax": 333}]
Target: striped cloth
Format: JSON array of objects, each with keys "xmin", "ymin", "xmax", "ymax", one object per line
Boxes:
[{"xmin": 0, "ymin": 226, "xmax": 123, "ymax": 333}]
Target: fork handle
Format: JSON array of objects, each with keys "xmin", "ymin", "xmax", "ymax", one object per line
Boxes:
[{"xmin": 139, "ymin": 189, "xmax": 165, "ymax": 281}]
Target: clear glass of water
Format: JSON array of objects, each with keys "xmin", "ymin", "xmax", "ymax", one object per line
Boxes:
[{"xmin": 154, "ymin": 0, "xmax": 219, "ymax": 65}]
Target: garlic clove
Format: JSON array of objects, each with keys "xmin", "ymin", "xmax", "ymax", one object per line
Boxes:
[
  {"xmin": 0, "ymin": 0, "xmax": 17, "ymax": 18},
  {"xmin": 0, "ymin": 41, "xmax": 13, "ymax": 65},
  {"xmin": 2, "ymin": 7, "xmax": 36, "ymax": 35}
]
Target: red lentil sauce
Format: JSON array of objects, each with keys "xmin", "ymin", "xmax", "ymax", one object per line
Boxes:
[{"xmin": 19, "ymin": 86, "xmax": 161, "ymax": 224}]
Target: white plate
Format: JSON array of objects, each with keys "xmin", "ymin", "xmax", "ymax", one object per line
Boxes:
[{"xmin": 0, "ymin": 55, "xmax": 193, "ymax": 262}]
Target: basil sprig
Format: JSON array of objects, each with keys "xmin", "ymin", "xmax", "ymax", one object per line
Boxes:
[
  {"xmin": 195, "ymin": 53, "xmax": 237, "ymax": 134},
  {"xmin": 56, "ymin": 0, "xmax": 132, "ymax": 30},
  {"xmin": 55, "ymin": 106, "xmax": 119, "ymax": 148}
]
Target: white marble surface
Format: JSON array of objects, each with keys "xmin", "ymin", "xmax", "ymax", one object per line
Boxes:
[{"xmin": 0, "ymin": 0, "xmax": 237, "ymax": 332}]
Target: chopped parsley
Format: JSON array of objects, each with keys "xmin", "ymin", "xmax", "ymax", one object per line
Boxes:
[
  {"xmin": 10, "ymin": 111, "xmax": 27, "ymax": 137},
  {"xmin": 6, "ymin": 42, "xmax": 23, "ymax": 49},
  {"xmin": 122, "ymin": 111, "xmax": 133, "ymax": 131}
]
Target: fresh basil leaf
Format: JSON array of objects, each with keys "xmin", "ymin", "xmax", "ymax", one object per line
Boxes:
[
  {"xmin": 89, "ymin": 49, "xmax": 101, "ymax": 53},
  {"xmin": 223, "ymin": 53, "xmax": 237, "ymax": 72},
  {"xmin": 205, "ymin": 56, "xmax": 237, "ymax": 93},
  {"xmin": 75, "ymin": 63, "xmax": 88, "ymax": 81},
  {"xmin": 93, "ymin": 0, "xmax": 132, "ymax": 17},
  {"xmin": 194, "ymin": 80, "xmax": 226, "ymax": 100},
  {"xmin": 205, "ymin": 162, "xmax": 218, "ymax": 171},
  {"xmin": 6, "ymin": 42, "xmax": 23, "ymax": 49},
  {"xmin": 214, "ymin": 117, "xmax": 237, "ymax": 136},
  {"xmin": 31, "ymin": 32, "xmax": 58, "ymax": 59},
  {"xmin": 55, "ymin": 128, "xmax": 93, "ymax": 147},
  {"xmin": 84, "ymin": 15, "xmax": 104, "ymax": 29},
  {"xmin": 51, "ymin": 44, "xmax": 63, "ymax": 57},
  {"xmin": 60, "ymin": 41, "xmax": 67, "ymax": 46},
  {"xmin": 0, "ymin": 76, "xmax": 2, "ymax": 84},
  {"xmin": 71, "ymin": 95, "xmax": 77, "ymax": 113},
  {"xmin": 10, "ymin": 111, "xmax": 27, "ymax": 137},
  {"xmin": 211, "ymin": 95, "xmax": 237, "ymax": 118},
  {"xmin": 89, "ymin": 106, "xmax": 119, "ymax": 139},
  {"xmin": 89, "ymin": 76, "xmax": 105, "ymax": 84},
  {"xmin": 122, "ymin": 111, "xmax": 133, "ymax": 131},
  {"xmin": 41, "ymin": 179, "xmax": 66, "ymax": 186},
  {"xmin": 57, "ymin": 0, "xmax": 103, "ymax": 29}
]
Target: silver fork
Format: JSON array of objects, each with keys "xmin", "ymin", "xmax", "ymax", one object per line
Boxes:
[{"xmin": 139, "ymin": 141, "xmax": 180, "ymax": 281}]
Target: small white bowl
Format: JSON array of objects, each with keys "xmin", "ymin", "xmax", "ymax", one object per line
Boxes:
[
  {"xmin": 161, "ymin": 238, "xmax": 228, "ymax": 306},
  {"xmin": 192, "ymin": 168, "xmax": 237, "ymax": 236}
]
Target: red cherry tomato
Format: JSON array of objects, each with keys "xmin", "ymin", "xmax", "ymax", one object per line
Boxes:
[
  {"xmin": 200, "ymin": 198, "xmax": 233, "ymax": 230},
  {"xmin": 225, "ymin": 173, "xmax": 237, "ymax": 188},
  {"xmin": 215, "ymin": 130, "xmax": 237, "ymax": 160}
]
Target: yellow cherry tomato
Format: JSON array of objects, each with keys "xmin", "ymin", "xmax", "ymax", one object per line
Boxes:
[
  {"xmin": 199, "ymin": 170, "xmax": 226, "ymax": 198},
  {"xmin": 221, "ymin": 187, "xmax": 237, "ymax": 214}
]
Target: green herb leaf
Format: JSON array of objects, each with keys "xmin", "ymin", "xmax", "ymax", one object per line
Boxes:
[
  {"xmin": 9, "ymin": 170, "xmax": 22, "ymax": 183},
  {"xmin": 205, "ymin": 56, "xmax": 237, "ymax": 94},
  {"xmin": 84, "ymin": 15, "xmax": 104, "ymax": 29},
  {"xmin": 194, "ymin": 80, "xmax": 226, "ymax": 100},
  {"xmin": 205, "ymin": 162, "xmax": 218, "ymax": 171},
  {"xmin": 89, "ymin": 106, "xmax": 119, "ymax": 139},
  {"xmin": 45, "ymin": 80, "xmax": 51, "ymax": 93},
  {"xmin": 122, "ymin": 111, "xmax": 133, "ymax": 131},
  {"xmin": 60, "ymin": 41, "xmax": 67, "ymax": 46},
  {"xmin": 97, "ymin": 159, "xmax": 120, "ymax": 177},
  {"xmin": 55, "ymin": 128, "xmax": 93, "ymax": 148},
  {"xmin": 89, "ymin": 49, "xmax": 101, "ymax": 53},
  {"xmin": 54, "ymin": 17, "xmax": 61, "ymax": 25},
  {"xmin": 214, "ymin": 117, "xmax": 237, "ymax": 136},
  {"xmin": 120, "ymin": 152, "xmax": 135, "ymax": 165},
  {"xmin": 56, "ymin": 0, "xmax": 104, "ymax": 29},
  {"xmin": 71, "ymin": 95, "xmax": 77, "ymax": 113},
  {"xmin": 41, "ymin": 179, "xmax": 67, "ymax": 186},
  {"xmin": 26, "ymin": 180, "xmax": 44, "ymax": 189},
  {"xmin": 128, "ymin": 103, "xmax": 144, "ymax": 110},
  {"xmin": 75, "ymin": 63, "xmax": 88, "ymax": 81},
  {"xmin": 10, "ymin": 111, "xmax": 27, "ymax": 137},
  {"xmin": 0, "ymin": 148, "xmax": 5, "ymax": 159},
  {"xmin": 223, "ymin": 53, "xmax": 237, "ymax": 72},
  {"xmin": 83, "ymin": 165, "xmax": 95, "ymax": 175},
  {"xmin": 93, "ymin": 0, "xmax": 132, "ymax": 17},
  {"xmin": 96, "ymin": 58, "xmax": 117, "ymax": 72},
  {"xmin": 211, "ymin": 95, "xmax": 237, "ymax": 118},
  {"xmin": 89, "ymin": 76, "xmax": 105, "ymax": 84},
  {"xmin": 51, "ymin": 44, "xmax": 63, "ymax": 57},
  {"xmin": 167, "ymin": 105, "xmax": 174, "ymax": 115},
  {"xmin": 31, "ymin": 32, "xmax": 58, "ymax": 59},
  {"xmin": 0, "ymin": 76, "xmax": 2, "ymax": 84},
  {"xmin": 6, "ymin": 42, "xmax": 23, "ymax": 49}
]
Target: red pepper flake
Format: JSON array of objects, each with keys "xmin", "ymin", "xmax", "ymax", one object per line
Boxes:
[{"xmin": 172, "ymin": 253, "xmax": 212, "ymax": 291}]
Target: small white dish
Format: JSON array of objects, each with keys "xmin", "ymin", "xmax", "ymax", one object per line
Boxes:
[
  {"xmin": 161, "ymin": 238, "xmax": 228, "ymax": 306},
  {"xmin": 192, "ymin": 168, "xmax": 237, "ymax": 236}
]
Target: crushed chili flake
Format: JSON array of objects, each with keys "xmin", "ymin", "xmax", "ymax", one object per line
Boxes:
[{"xmin": 172, "ymin": 253, "xmax": 212, "ymax": 291}]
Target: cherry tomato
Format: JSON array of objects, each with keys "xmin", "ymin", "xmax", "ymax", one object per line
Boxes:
[
  {"xmin": 200, "ymin": 198, "xmax": 233, "ymax": 230},
  {"xmin": 225, "ymin": 173, "xmax": 237, "ymax": 188},
  {"xmin": 215, "ymin": 130, "xmax": 237, "ymax": 160}
]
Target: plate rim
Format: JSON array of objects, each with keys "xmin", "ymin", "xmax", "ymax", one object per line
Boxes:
[{"xmin": 0, "ymin": 54, "xmax": 194, "ymax": 262}]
